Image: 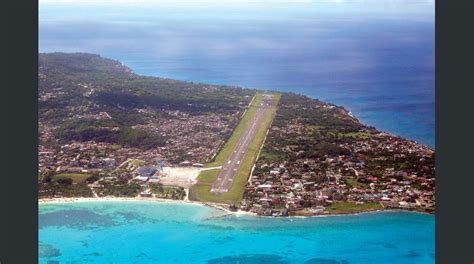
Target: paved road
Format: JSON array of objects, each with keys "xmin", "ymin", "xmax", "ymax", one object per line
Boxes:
[{"xmin": 210, "ymin": 94, "xmax": 275, "ymax": 194}]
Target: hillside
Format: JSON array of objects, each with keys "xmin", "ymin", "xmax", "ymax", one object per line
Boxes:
[{"xmin": 39, "ymin": 53, "xmax": 254, "ymax": 158}]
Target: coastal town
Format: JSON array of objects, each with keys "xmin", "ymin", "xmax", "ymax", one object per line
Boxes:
[
  {"xmin": 240, "ymin": 94, "xmax": 435, "ymax": 216},
  {"xmin": 38, "ymin": 53, "xmax": 435, "ymax": 217},
  {"xmin": 242, "ymin": 130, "xmax": 435, "ymax": 216}
]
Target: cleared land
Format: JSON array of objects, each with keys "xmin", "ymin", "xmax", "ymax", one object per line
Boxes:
[
  {"xmin": 326, "ymin": 202, "xmax": 384, "ymax": 214},
  {"xmin": 190, "ymin": 93, "xmax": 280, "ymax": 204},
  {"xmin": 158, "ymin": 167, "xmax": 219, "ymax": 188},
  {"xmin": 52, "ymin": 173, "xmax": 90, "ymax": 183}
]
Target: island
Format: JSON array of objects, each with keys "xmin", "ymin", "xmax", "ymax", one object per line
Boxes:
[{"xmin": 38, "ymin": 53, "xmax": 435, "ymax": 217}]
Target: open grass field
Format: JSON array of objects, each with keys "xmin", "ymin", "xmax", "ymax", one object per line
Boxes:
[
  {"xmin": 195, "ymin": 169, "xmax": 220, "ymax": 184},
  {"xmin": 128, "ymin": 159, "xmax": 145, "ymax": 167},
  {"xmin": 52, "ymin": 173, "xmax": 90, "ymax": 183},
  {"xmin": 191, "ymin": 93, "xmax": 280, "ymax": 204},
  {"xmin": 326, "ymin": 202, "xmax": 384, "ymax": 214}
]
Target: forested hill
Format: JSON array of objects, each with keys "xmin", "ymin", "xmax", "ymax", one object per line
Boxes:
[
  {"xmin": 39, "ymin": 52, "xmax": 135, "ymax": 80},
  {"xmin": 39, "ymin": 53, "xmax": 255, "ymax": 120},
  {"xmin": 39, "ymin": 53, "xmax": 255, "ymax": 151}
]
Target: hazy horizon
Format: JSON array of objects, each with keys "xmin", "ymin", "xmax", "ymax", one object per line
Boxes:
[{"xmin": 39, "ymin": 0, "xmax": 435, "ymax": 147}]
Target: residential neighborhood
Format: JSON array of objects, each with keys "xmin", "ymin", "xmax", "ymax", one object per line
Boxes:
[
  {"xmin": 240, "ymin": 94, "xmax": 435, "ymax": 216},
  {"xmin": 38, "ymin": 53, "xmax": 435, "ymax": 217}
]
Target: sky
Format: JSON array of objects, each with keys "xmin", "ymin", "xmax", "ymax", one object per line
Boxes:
[{"xmin": 39, "ymin": 0, "xmax": 435, "ymax": 146}]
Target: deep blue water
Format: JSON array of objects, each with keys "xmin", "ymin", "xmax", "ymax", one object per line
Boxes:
[
  {"xmin": 39, "ymin": 201, "xmax": 434, "ymax": 264},
  {"xmin": 39, "ymin": 0, "xmax": 434, "ymax": 148}
]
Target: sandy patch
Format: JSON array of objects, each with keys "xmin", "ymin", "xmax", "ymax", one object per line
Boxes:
[{"xmin": 159, "ymin": 166, "xmax": 220, "ymax": 188}]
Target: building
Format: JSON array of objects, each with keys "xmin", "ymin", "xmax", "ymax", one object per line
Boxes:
[
  {"xmin": 140, "ymin": 190, "xmax": 152, "ymax": 197},
  {"xmin": 136, "ymin": 166, "xmax": 158, "ymax": 177},
  {"xmin": 179, "ymin": 160, "xmax": 192, "ymax": 166}
]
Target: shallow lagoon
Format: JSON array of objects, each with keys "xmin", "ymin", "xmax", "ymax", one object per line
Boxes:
[{"xmin": 39, "ymin": 201, "xmax": 434, "ymax": 263}]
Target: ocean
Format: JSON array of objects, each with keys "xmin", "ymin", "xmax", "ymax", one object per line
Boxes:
[
  {"xmin": 39, "ymin": 201, "xmax": 435, "ymax": 264},
  {"xmin": 39, "ymin": 3, "xmax": 435, "ymax": 261},
  {"xmin": 39, "ymin": 0, "xmax": 435, "ymax": 147}
]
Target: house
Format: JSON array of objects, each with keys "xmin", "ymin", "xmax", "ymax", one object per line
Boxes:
[
  {"xmin": 102, "ymin": 158, "xmax": 116, "ymax": 168},
  {"xmin": 136, "ymin": 166, "xmax": 158, "ymax": 177},
  {"xmin": 135, "ymin": 176, "xmax": 149, "ymax": 182},
  {"xmin": 270, "ymin": 169, "xmax": 280, "ymax": 175},
  {"xmin": 180, "ymin": 160, "xmax": 192, "ymax": 166},
  {"xmin": 140, "ymin": 190, "xmax": 152, "ymax": 197}
]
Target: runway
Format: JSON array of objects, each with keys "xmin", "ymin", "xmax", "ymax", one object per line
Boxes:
[{"xmin": 210, "ymin": 94, "xmax": 275, "ymax": 194}]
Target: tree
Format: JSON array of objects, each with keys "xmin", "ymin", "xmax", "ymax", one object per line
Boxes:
[
  {"xmin": 57, "ymin": 178, "xmax": 73, "ymax": 186},
  {"xmin": 86, "ymin": 174, "xmax": 101, "ymax": 184},
  {"xmin": 42, "ymin": 176, "xmax": 52, "ymax": 183}
]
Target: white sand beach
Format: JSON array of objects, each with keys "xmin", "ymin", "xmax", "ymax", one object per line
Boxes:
[{"xmin": 38, "ymin": 196, "xmax": 255, "ymax": 216}]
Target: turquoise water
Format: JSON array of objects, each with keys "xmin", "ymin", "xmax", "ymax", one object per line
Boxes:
[{"xmin": 39, "ymin": 201, "xmax": 434, "ymax": 263}]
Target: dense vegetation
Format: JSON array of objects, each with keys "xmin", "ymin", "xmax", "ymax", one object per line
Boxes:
[
  {"xmin": 255, "ymin": 94, "xmax": 433, "ymax": 182},
  {"xmin": 39, "ymin": 172, "xmax": 95, "ymax": 198},
  {"xmin": 150, "ymin": 184, "xmax": 186, "ymax": 200},
  {"xmin": 273, "ymin": 93, "xmax": 363, "ymax": 131},
  {"xmin": 98, "ymin": 182, "xmax": 143, "ymax": 197},
  {"xmin": 54, "ymin": 119, "xmax": 165, "ymax": 150},
  {"xmin": 261, "ymin": 93, "xmax": 364, "ymax": 162},
  {"xmin": 39, "ymin": 182, "xmax": 94, "ymax": 198},
  {"xmin": 39, "ymin": 53, "xmax": 255, "ymax": 148}
]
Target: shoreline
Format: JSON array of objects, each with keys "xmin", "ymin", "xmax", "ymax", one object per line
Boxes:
[
  {"xmin": 38, "ymin": 197, "xmax": 433, "ymax": 218},
  {"xmin": 38, "ymin": 197, "xmax": 254, "ymax": 216},
  {"xmin": 345, "ymin": 108, "xmax": 433, "ymax": 150}
]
